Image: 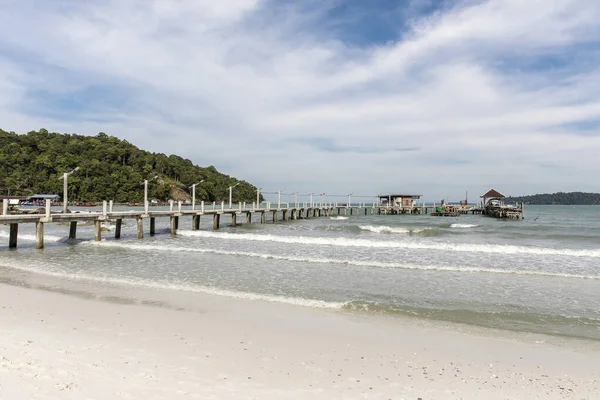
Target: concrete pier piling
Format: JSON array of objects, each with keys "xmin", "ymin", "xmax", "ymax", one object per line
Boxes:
[
  {"xmin": 213, "ymin": 214, "xmax": 220, "ymax": 230},
  {"xmin": 115, "ymin": 219, "xmax": 122, "ymax": 239},
  {"xmin": 150, "ymin": 217, "xmax": 156, "ymax": 236},
  {"xmin": 170, "ymin": 216, "xmax": 178, "ymax": 235},
  {"xmin": 192, "ymin": 215, "xmax": 200, "ymax": 231},
  {"xmin": 69, "ymin": 221, "xmax": 77, "ymax": 240},
  {"xmin": 261, "ymin": 212, "xmax": 266, "ymax": 224},
  {"xmin": 137, "ymin": 217, "xmax": 144, "ymax": 239},
  {"xmin": 94, "ymin": 221, "xmax": 101, "ymax": 242},
  {"xmin": 231, "ymin": 213, "xmax": 237, "ymax": 227},
  {"xmin": 246, "ymin": 212, "xmax": 252, "ymax": 224},
  {"xmin": 9, "ymin": 223, "xmax": 18, "ymax": 249},
  {"xmin": 36, "ymin": 221, "xmax": 44, "ymax": 249}
]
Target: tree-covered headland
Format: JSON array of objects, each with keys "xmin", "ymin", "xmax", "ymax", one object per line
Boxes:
[
  {"xmin": 506, "ymin": 192, "xmax": 600, "ymax": 205},
  {"xmin": 0, "ymin": 129, "xmax": 263, "ymax": 204}
]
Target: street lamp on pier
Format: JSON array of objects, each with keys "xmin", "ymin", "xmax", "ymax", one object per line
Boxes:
[
  {"xmin": 348, "ymin": 193, "xmax": 353, "ymax": 207},
  {"xmin": 59, "ymin": 167, "xmax": 80, "ymax": 213},
  {"xmin": 144, "ymin": 175, "xmax": 159, "ymax": 215},
  {"xmin": 277, "ymin": 189, "xmax": 285, "ymax": 209},
  {"xmin": 190, "ymin": 180, "xmax": 204, "ymax": 210},
  {"xmin": 229, "ymin": 183, "xmax": 240, "ymax": 209},
  {"xmin": 256, "ymin": 187, "xmax": 262, "ymax": 208}
]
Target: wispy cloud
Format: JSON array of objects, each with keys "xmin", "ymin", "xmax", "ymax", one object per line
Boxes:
[{"xmin": 1, "ymin": 0, "xmax": 599, "ymax": 200}]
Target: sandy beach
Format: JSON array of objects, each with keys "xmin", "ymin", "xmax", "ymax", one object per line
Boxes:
[{"xmin": 0, "ymin": 282, "xmax": 598, "ymax": 399}]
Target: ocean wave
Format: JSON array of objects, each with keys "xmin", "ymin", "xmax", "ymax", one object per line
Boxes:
[
  {"xmin": 176, "ymin": 230, "xmax": 600, "ymax": 258},
  {"xmin": 0, "ymin": 261, "xmax": 345, "ymax": 310},
  {"xmin": 450, "ymin": 224, "xmax": 479, "ymax": 229},
  {"xmin": 329, "ymin": 216, "xmax": 349, "ymax": 220},
  {"xmin": 86, "ymin": 241, "xmax": 600, "ymax": 279},
  {"xmin": 358, "ymin": 225, "xmax": 428, "ymax": 234},
  {"xmin": 0, "ymin": 231, "xmax": 67, "ymax": 243}
]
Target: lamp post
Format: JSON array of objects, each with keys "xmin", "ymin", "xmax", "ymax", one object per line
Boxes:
[
  {"xmin": 256, "ymin": 187, "xmax": 262, "ymax": 208},
  {"xmin": 277, "ymin": 189, "xmax": 285, "ymax": 209},
  {"xmin": 294, "ymin": 192, "xmax": 298, "ymax": 207},
  {"xmin": 229, "ymin": 183, "xmax": 240, "ymax": 209},
  {"xmin": 348, "ymin": 193, "xmax": 353, "ymax": 207},
  {"xmin": 59, "ymin": 167, "xmax": 80, "ymax": 213},
  {"xmin": 144, "ymin": 175, "xmax": 159, "ymax": 215},
  {"xmin": 309, "ymin": 192, "xmax": 313, "ymax": 208},
  {"xmin": 190, "ymin": 180, "xmax": 204, "ymax": 210}
]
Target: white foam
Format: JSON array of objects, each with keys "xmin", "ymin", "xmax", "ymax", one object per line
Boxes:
[
  {"xmin": 330, "ymin": 216, "xmax": 349, "ymax": 220},
  {"xmin": 176, "ymin": 230, "xmax": 600, "ymax": 258},
  {"xmin": 88, "ymin": 241, "xmax": 600, "ymax": 280},
  {"xmin": 359, "ymin": 225, "xmax": 425, "ymax": 234},
  {"xmin": 0, "ymin": 231, "xmax": 66, "ymax": 243},
  {"xmin": 450, "ymin": 224, "xmax": 479, "ymax": 229},
  {"xmin": 0, "ymin": 261, "xmax": 345, "ymax": 310}
]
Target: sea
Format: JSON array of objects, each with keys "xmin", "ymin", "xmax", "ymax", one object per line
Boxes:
[{"xmin": 1, "ymin": 205, "xmax": 599, "ymax": 341}]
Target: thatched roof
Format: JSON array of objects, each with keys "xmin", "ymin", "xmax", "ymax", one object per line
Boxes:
[{"xmin": 480, "ymin": 188, "xmax": 505, "ymax": 199}]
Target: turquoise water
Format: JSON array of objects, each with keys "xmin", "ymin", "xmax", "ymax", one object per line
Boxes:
[{"xmin": 1, "ymin": 205, "xmax": 599, "ymax": 340}]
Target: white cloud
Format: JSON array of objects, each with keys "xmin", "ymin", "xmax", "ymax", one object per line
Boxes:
[{"xmin": 1, "ymin": 0, "xmax": 599, "ymax": 201}]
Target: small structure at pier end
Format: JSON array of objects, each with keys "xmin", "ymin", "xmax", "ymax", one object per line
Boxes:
[
  {"xmin": 378, "ymin": 194, "xmax": 422, "ymax": 214},
  {"xmin": 480, "ymin": 189, "xmax": 524, "ymax": 220}
]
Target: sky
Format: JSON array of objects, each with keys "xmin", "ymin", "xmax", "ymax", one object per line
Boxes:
[{"xmin": 1, "ymin": 0, "xmax": 600, "ymax": 202}]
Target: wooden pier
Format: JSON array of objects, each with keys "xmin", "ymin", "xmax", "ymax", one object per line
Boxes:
[{"xmin": 1, "ymin": 199, "xmax": 439, "ymax": 250}]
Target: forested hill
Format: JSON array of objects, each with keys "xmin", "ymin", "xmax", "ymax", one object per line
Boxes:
[
  {"xmin": 0, "ymin": 129, "xmax": 262, "ymax": 203},
  {"xmin": 506, "ymin": 192, "xmax": 600, "ymax": 205}
]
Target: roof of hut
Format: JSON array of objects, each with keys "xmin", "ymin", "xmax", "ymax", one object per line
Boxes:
[{"xmin": 480, "ymin": 188, "xmax": 505, "ymax": 199}]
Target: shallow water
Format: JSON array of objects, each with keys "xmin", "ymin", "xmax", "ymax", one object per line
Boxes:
[{"xmin": 1, "ymin": 205, "xmax": 599, "ymax": 340}]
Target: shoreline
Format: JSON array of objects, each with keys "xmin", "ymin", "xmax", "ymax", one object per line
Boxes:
[{"xmin": 1, "ymin": 281, "xmax": 599, "ymax": 399}]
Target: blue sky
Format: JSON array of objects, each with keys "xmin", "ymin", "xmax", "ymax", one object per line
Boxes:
[{"xmin": 1, "ymin": 0, "xmax": 599, "ymax": 201}]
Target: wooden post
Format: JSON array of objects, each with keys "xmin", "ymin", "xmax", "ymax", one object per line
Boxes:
[
  {"xmin": 292, "ymin": 209, "xmax": 297, "ymax": 220},
  {"xmin": 9, "ymin": 223, "xmax": 18, "ymax": 249},
  {"xmin": 232, "ymin": 213, "xmax": 237, "ymax": 227},
  {"xmin": 193, "ymin": 215, "xmax": 200, "ymax": 230},
  {"xmin": 260, "ymin": 211, "xmax": 265, "ymax": 224},
  {"xmin": 115, "ymin": 219, "xmax": 122, "ymax": 239},
  {"xmin": 283, "ymin": 210, "xmax": 288, "ymax": 221},
  {"xmin": 246, "ymin": 212, "xmax": 252, "ymax": 224},
  {"xmin": 175, "ymin": 216, "xmax": 179, "ymax": 229},
  {"xmin": 273, "ymin": 211, "xmax": 278, "ymax": 223},
  {"xmin": 94, "ymin": 220, "xmax": 101, "ymax": 242},
  {"xmin": 109, "ymin": 200, "xmax": 114, "ymax": 213},
  {"xmin": 213, "ymin": 214, "xmax": 220, "ymax": 230},
  {"xmin": 150, "ymin": 217, "xmax": 156, "ymax": 236},
  {"xmin": 522, "ymin": 202, "xmax": 525, "ymax": 220},
  {"xmin": 2, "ymin": 199, "xmax": 8, "ymax": 215},
  {"xmin": 69, "ymin": 221, "xmax": 77, "ymax": 240},
  {"xmin": 171, "ymin": 216, "xmax": 178, "ymax": 235},
  {"xmin": 137, "ymin": 217, "xmax": 144, "ymax": 239}
]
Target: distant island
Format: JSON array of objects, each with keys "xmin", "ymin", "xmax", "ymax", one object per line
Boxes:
[
  {"xmin": 0, "ymin": 129, "xmax": 262, "ymax": 203},
  {"xmin": 506, "ymin": 192, "xmax": 600, "ymax": 205}
]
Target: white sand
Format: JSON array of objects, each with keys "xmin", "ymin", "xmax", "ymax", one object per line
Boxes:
[{"xmin": 1, "ymin": 282, "xmax": 599, "ymax": 399}]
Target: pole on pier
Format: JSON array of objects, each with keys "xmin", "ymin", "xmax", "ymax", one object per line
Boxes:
[
  {"xmin": 69, "ymin": 221, "xmax": 77, "ymax": 240},
  {"xmin": 150, "ymin": 217, "xmax": 156, "ymax": 235},
  {"xmin": 2, "ymin": 199, "xmax": 8, "ymax": 215},
  {"xmin": 63, "ymin": 172, "xmax": 68, "ymax": 214},
  {"xmin": 144, "ymin": 180, "xmax": 149, "ymax": 215},
  {"xmin": 201, "ymin": 201, "xmax": 205, "ymax": 213},
  {"xmin": 232, "ymin": 213, "xmax": 237, "ymax": 227},
  {"xmin": 115, "ymin": 219, "xmax": 122, "ymax": 239},
  {"xmin": 103, "ymin": 200, "xmax": 107, "ymax": 219},
  {"xmin": 178, "ymin": 201, "xmax": 182, "ymax": 213},
  {"xmin": 169, "ymin": 200, "xmax": 174, "ymax": 212},
  {"xmin": 109, "ymin": 200, "xmax": 114, "ymax": 213},
  {"xmin": 9, "ymin": 223, "xmax": 18, "ymax": 249},
  {"xmin": 137, "ymin": 217, "xmax": 144, "ymax": 239},
  {"xmin": 213, "ymin": 214, "xmax": 220, "ymax": 230},
  {"xmin": 94, "ymin": 220, "xmax": 101, "ymax": 242}
]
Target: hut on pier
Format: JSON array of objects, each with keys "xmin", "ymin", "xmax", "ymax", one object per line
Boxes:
[{"xmin": 378, "ymin": 194, "xmax": 422, "ymax": 207}]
